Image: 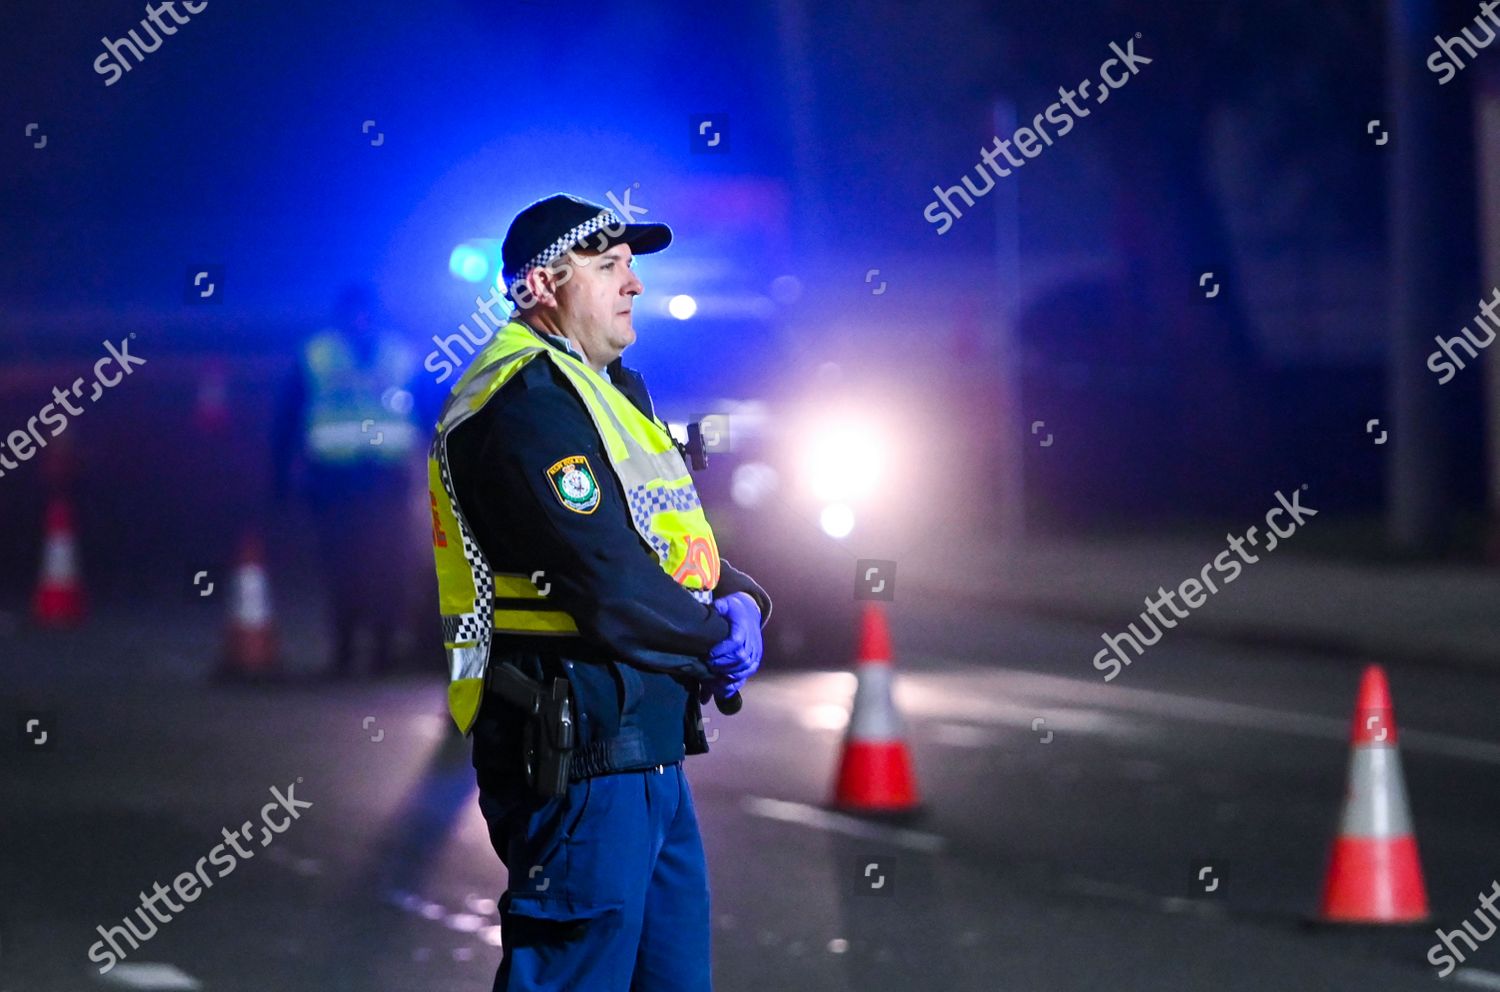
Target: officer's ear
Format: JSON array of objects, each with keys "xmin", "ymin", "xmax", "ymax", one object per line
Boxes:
[{"xmin": 521, "ymin": 266, "xmax": 562, "ymax": 309}]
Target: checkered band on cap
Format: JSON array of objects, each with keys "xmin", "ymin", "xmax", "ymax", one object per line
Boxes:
[{"xmin": 508, "ymin": 209, "xmax": 625, "ymax": 296}]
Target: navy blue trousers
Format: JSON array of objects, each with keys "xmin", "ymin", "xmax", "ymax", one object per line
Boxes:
[{"xmin": 479, "ymin": 762, "xmax": 712, "ymax": 991}]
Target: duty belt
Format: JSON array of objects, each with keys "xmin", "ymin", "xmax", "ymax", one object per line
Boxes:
[
  {"xmin": 569, "ymin": 734, "xmax": 651, "ymax": 779},
  {"xmin": 486, "ymin": 662, "xmax": 652, "ymax": 784}
]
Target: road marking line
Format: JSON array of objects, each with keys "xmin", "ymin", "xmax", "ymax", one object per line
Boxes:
[
  {"xmin": 755, "ymin": 667, "xmax": 1500, "ymax": 764},
  {"xmin": 888, "ymin": 662, "xmax": 1500, "ymax": 766},
  {"xmin": 1059, "ymin": 874, "xmax": 1230, "ymax": 920},
  {"xmin": 756, "ymin": 673, "xmax": 1147, "ymax": 741},
  {"xmin": 741, "ymin": 796, "xmax": 946, "ymax": 853},
  {"xmin": 929, "ymin": 722, "xmax": 996, "ymax": 747},
  {"xmin": 1402, "ymin": 730, "xmax": 1500, "ymax": 766},
  {"xmin": 96, "ymin": 962, "xmax": 202, "ymax": 989}
]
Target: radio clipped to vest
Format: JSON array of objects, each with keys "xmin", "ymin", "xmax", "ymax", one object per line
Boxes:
[{"xmin": 489, "ymin": 662, "xmax": 575, "ymax": 797}]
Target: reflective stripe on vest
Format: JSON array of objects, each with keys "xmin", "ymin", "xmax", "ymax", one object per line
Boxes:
[
  {"xmin": 303, "ymin": 330, "xmax": 420, "ymax": 463},
  {"xmin": 429, "ymin": 320, "xmax": 721, "ymax": 734}
]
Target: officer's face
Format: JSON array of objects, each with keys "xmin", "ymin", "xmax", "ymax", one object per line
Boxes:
[{"xmin": 554, "ymin": 244, "xmax": 644, "ymax": 367}]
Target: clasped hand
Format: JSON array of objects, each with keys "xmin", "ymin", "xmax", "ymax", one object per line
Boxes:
[{"xmin": 697, "ymin": 592, "xmax": 763, "ymax": 705}]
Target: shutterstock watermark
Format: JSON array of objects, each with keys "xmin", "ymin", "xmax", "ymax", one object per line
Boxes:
[
  {"xmin": 94, "ymin": 1, "xmax": 210, "ymax": 87},
  {"xmin": 86, "ymin": 780, "xmax": 312, "ymax": 974},
  {"xmin": 1428, "ymin": 879, "xmax": 1500, "ymax": 977},
  {"xmin": 424, "ymin": 185, "xmax": 649, "ymax": 384},
  {"xmin": 1427, "ymin": 2, "xmax": 1500, "ymax": 85},
  {"xmin": 1, "ymin": 336, "xmax": 146, "ymax": 483},
  {"xmin": 1426, "ymin": 286, "xmax": 1500, "ymax": 385},
  {"xmin": 924, "ymin": 35, "xmax": 1152, "ymax": 235},
  {"xmin": 1092, "ymin": 486, "xmax": 1317, "ymax": 681}
]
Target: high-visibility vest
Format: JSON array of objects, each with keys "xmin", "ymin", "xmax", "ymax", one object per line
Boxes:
[
  {"xmin": 302, "ymin": 330, "xmax": 421, "ymax": 463},
  {"xmin": 429, "ymin": 319, "xmax": 722, "ymax": 735}
]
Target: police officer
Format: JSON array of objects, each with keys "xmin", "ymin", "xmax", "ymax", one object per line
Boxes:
[
  {"xmin": 428, "ymin": 193, "xmax": 771, "ymax": 991},
  {"xmin": 273, "ymin": 283, "xmax": 425, "ymax": 677}
]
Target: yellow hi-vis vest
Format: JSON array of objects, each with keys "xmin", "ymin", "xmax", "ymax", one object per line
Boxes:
[
  {"xmin": 429, "ymin": 320, "xmax": 722, "ymax": 735},
  {"xmin": 303, "ymin": 330, "xmax": 421, "ymax": 463}
]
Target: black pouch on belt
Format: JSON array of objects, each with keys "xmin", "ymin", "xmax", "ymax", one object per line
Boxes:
[{"xmin": 489, "ymin": 662, "xmax": 575, "ymax": 798}]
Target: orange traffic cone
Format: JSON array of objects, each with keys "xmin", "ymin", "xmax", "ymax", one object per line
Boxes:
[
  {"xmin": 220, "ymin": 534, "xmax": 279, "ymax": 678},
  {"xmin": 831, "ymin": 603, "xmax": 920, "ymax": 815},
  {"xmin": 1318, "ymin": 664, "xmax": 1429, "ymax": 923},
  {"xmin": 32, "ymin": 498, "xmax": 86, "ymax": 626}
]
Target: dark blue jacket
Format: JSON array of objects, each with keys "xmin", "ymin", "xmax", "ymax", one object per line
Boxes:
[{"xmin": 446, "ymin": 333, "xmax": 771, "ymax": 780}]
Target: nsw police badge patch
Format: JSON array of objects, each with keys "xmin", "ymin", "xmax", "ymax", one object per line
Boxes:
[{"xmin": 545, "ymin": 455, "xmax": 601, "ymax": 514}]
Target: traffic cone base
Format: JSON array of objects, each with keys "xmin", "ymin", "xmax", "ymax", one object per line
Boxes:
[
  {"xmin": 33, "ymin": 587, "xmax": 85, "ymax": 625},
  {"xmin": 223, "ymin": 624, "xmax": 278, "ymax": 678},
  {"xmin": 835, "ymin": 741, "xmax": 919, "ymax": 811},
  {"xmin": 1320, "ymin": 835, "xmax": 1428, "ymax": 923}
]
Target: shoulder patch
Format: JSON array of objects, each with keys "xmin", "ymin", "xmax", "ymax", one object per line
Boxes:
[{"xmin": 544, "ymin": 455, "xmax": 601, "ymax": 514}]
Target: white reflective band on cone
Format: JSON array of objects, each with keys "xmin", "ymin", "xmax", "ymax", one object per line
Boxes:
[
  {"xmin": 236, "ymin": 569, "xmax": 271, "ymax": 626},
  {"xmin": 42, "ymin": 539, "xmax": 76, "ymax": 580},
  {"xmin": 1339, "ymin": 744, "xmax": 1414, "ymax": 838},
  {"xmin": 847, "ymin": 664, "xmax": 905, "ymax": 741}
]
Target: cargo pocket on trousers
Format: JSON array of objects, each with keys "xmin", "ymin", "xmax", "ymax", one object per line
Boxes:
[
  {"xmin": 502, "ymin": 776, "xmax": 623, "ymax": 927},
  {"xmin": 503, "ymin": 889, "xmax": 620, "ymax": 933}
]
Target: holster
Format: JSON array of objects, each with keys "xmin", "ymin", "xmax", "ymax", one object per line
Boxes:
[{"xmin": 488, "ymin": 661, "xmax": 575, "ymax": 797}]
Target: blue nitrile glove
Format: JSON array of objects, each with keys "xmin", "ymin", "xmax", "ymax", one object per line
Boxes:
[
  {"xmin": 696, "ymin": 593, "xmax": 763, "ymax": 704},
  {"xmin": 696, "ymin": 671, "xmax": 751, "ymax": 706},
  {"xmin": 709, "ymin": 591, "xmax": 762, "ymax": 674}
]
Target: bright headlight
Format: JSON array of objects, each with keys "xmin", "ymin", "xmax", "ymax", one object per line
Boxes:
[
  {"xmin": 800, "ymin": 418, "xmax": 886, "ymax": 503},
  {"xmin": 819, "ymin": 502, "xmax": 855, "ymax": 538}
]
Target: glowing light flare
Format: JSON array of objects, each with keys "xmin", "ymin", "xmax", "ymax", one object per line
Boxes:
[
  {"xmin": 801, "ymin": 419, "xmax": 887, "ymax": 503},
  {"xmin": 382, "ymin": 387, "xmax": 414, "ymax": 414},
  {"xmin": 730, "ymin": 461, "xmax": 779, "ymax": 509},
  {"xmin": 668, "ymin": 294, "xmax": 698, "ymax": 320},
  {"xmin": 819, "ymin": 502, "xmax": 855, "ymax": 538},
  {"xmin": 448, "ymin": 244, "xmax": 489, "ymax": 283}
]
